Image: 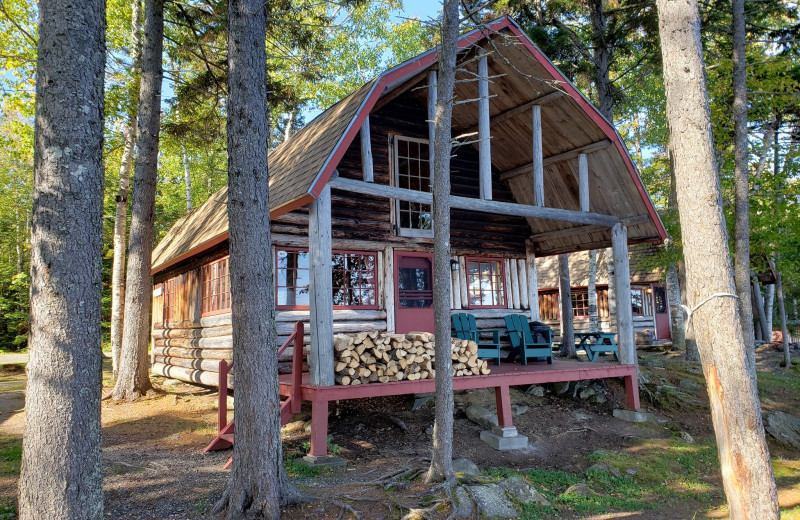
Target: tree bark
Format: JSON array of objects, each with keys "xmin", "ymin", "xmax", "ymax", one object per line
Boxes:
[
  {"xmin": 558, "ymin": 254, "xmax": 576, "ymax": 357},
  {"xmin": 776, "ymin": 266, "xmax": 791, "ymax": 368},
  {"xmin": 588, "ymin": 0, "xmax": 613, "ymax": 121},
  {"xmin": 425, "ymin": 0, "xmax": 458, "ymax": 485},
  {"xmin": 666, "ymin": 263, "xmax": 686, "ymax": 351},
  {"xmin": 19, "ymin": 0, "xmax": 105, "ymax": 515},
  {"xmin": 212, "ymin": 0, "xmax": 300, "ymax": 516},
  {"xmin": 753, "ymin": 278, "xmax": 770, "ymax": 341},
  {"xmin": 765, "ymin": 284, "xmax": 775, "ymax": 339},
  {"xmin": 111, "ymin": 0, "xmax": 143, "ymax": 380},
  {"xmin": 182, "ymin": 143, "xmax": 192, "ymax": 212},
  {"xmin": 732, "ymin": 0, "xmax": 756, "ymax": 372},
  {"xmin": 655, "ymin": 0, "xmax": 779, "ymax": 516},
  {"xmin": 606, "ymin": 247, "xmax": 616, "ymax": 329},
  {"xmin": 588, "ymin": 250, "xmax": 598, "ymax": 332},
  {"xmin": 112, "ymin": 0, "xmax": 163, "ymax": 401},
  {"xmin": 679, "ymin": 261, "xmax": 700, "ymax": 363}
]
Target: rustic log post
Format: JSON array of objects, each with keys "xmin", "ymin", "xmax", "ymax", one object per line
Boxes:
[
  {"xmin": 579, "ymin": 153, "xmax": 589, "ymax": 212},
  {"xmin": 427, "ymin": 70, "xmax": 437, "ymax": 167},
  {"xmin": 384, "ymin": 247, "xmax": 395, "ymax": 332},
  {"xmin": 517, "ymin": 259, "xmax": 529, "ymax": 309},
  {"xmin": 361, "ymin": 116, "xmax": 373, "ymax": 182},
  {"xmin": 526, "ymin": 240, "xmax": 540, "ymax": 320},
  {"xmin": 309, "ymin": 183, "xmax": 335, "ymax": 386},
  {"xmin": 451, "ymin": 259, "xmax": 462, "ymax": 310},
  {"xmin": 478, "ymin": 48, "xmax": 492, "ymax": 200},
  {"xmin": 532, "ymin": 104, "xmax": 544, "ymax": 206},
  {"xmin": 611, "ymin": 223, "xmax": 636, "ymax": 367}
]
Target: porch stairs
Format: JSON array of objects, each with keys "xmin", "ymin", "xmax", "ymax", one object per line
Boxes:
[{"xmin": 203, "ymin": 322, "xmax": 305, "ymax": 469}]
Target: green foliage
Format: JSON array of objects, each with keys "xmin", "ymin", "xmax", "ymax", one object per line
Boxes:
[{"xmin": 0, "ymin": 436, "xmax": 22, "ymax": 476}]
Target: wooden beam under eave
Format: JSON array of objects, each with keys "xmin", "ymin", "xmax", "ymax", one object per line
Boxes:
[
  {"xmin": 529, "ymin": 215, "xmax": 651, "ymax": 244},
  {"xmin": 499, "ymin": 139, "xmax": 612, "ymax": 182},
  {"xmin": 578, "ymin": 153, "xmax": 589, "ymax": 212},
  {"xmin": 461, "ymin": 90, "xmax": 563, "ymax": 136},
  {"xmin": 532, "ymin": 104, "xmax": 544, "ymax": 206},
  {"xmin": 361, "ymin": 116, "xmax": 373, "ymax": 182}
]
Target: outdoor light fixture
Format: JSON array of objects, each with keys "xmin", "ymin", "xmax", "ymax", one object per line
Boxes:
[{"xmin": 450, "ymin": 259, "xmax": 459, "ymax": 271}]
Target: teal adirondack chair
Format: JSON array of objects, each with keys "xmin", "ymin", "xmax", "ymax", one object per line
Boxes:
[
  {"xmin": 503, "ymin": 314, "xmax": 553, "ymax": 365},
  {"xmin": 451, "ymin": 313, "xmax": 502, "ymax": 366}
]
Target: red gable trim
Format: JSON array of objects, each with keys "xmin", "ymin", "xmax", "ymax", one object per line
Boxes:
[{"xmin": 308, "ymin": 15, "xmax": 667, "ymax": 242}]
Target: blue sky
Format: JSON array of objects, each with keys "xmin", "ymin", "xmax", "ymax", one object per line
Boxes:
[{"xmin": 394, "ymin": 0, "xmax": 441, "ymax": 21}]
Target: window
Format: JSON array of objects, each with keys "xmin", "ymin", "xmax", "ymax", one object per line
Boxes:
[
  {"xmin": 539, "ymin": 290, "xmax": 559, "ymax": 321},
  {"xmin": 163, "ymin": 277, "xmax": 177, "ymax": 324},
  {"xmin": 467, "ymin": 258, "xmax": 506, "ymax": 308},
  {"xmin": 201, "ymin": 256, "xmax": 231, "ymax": 315},
  {"xmin": 631, "ymin": 285, "xmax": 654, "ymax": 316},
  {"xmin": 393, "ymin": 135, "xmax": 432, "ymax": 237},
  {"xmin": 571, "ymin": 289, "xmax": 590, "ymax": 317},
  {"xmin": 276, "ymin": 248, "xmax": 378, "ymax": 309},
  {"xmin": 538, "ymin": 287, "xmax": 609, "ymax": 321}
]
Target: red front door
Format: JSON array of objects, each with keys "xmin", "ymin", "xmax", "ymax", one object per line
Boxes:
[
  {"xmin": 395, "ymin": 252, "xmax": 435, "ymax": 334},
  {"xmin": 653, "ymin": 285, "xmax": 671, "ymax": 340}
]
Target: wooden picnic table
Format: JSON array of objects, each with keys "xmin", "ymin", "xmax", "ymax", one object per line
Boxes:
[{"xmin": 574, "ymin": 331, "xmax": 619, "ymax": 362}]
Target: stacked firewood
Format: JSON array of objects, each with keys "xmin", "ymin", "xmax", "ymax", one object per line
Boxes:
[{"xmin": 333, "ymin": 331, "xmax": 491, "ymax": 386}]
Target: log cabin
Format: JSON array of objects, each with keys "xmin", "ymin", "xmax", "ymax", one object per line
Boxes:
[{"xmin": 150, "ymin": 17, "xmax": 667, "ymax": 459}]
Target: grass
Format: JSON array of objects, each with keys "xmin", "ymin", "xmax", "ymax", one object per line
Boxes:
[
  {"xmin": 0, "ymin": 437, "xmax": 21, "ymax": 477},
  {"xmin": 758, "ymin": 368, "xmax": 800, "ymax": 400}
]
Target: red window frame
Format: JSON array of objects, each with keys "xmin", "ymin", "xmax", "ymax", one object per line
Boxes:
[
  {"xmin": 466, "ymin": 257, "xmax": 507, "ymax": 309},
  {"xmin": 275, "ymin": 248, "xmax": 379, "ymax": 310},
  {"xmin": 571, "ymin": 288, "xmax": 590, "ymax": 318},
  {"xmin": 163, "ymin": 276, "xmax": 177, "ymax": 324},
  {"xmin": 201, "ymin": 256, "xmax": 231, "ymax": 316},
  {"xmin": 539, "ymin": 286, "xmax": 610, "ymax": 320}
]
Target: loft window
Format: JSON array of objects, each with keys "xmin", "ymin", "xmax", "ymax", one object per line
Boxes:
[
  {"xmin": 201, "ymin": 256, "xmax": 231, "ymax": 315},
  {"xmin": 467, "ymin": 258, "xmax": 506, "ymax": 308},
  {"xmin": 163, "ymin": 276, "xmax": 177, "ymax": 324},
  {"xmin": 276, "ymin": 248, "xmax": 378, "ymax": 309},
  {"xmin": 393, "ymin": 135, "xmax": 432, "ymax": 237}
]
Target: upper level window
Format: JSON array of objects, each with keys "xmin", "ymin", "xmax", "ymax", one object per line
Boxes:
[
  {"xmin": 163, "ymin": 276, "xmax": 177, "ymax": 324},
  {"xmin": 201, "ymin": 256, "xmax": 231, "ymax": 316},
  {"xmin": 393, "ymin": 135, "xmax": 432, "ymax": 237},
  {"xmin": 467, "ymin": 258, "xmax": 506, "ymax": 308},
  {"xmin": 277, "ymin": 248, "xmax": 378, "ymax": 309}
]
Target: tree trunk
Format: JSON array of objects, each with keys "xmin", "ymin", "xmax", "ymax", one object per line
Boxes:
[
  {"xmin": 112, "ymin": 0, "xmax": 163, "ymax": 401},
  {"xmin": 732, "ymin": 0, "xmax": 756, "ymax": 372},
  {"xmin": 655, "ymin": 0, "xmax": 779, "ymax": 516},
  {"xmin": 19, "ymin": 0, "xmax": 105, "ymax": 515},
  {"xmin": 765, "ymin": 284, "xmax": 775, "ymax": 339},
  {"xmin": 425, "ymin": 0, "xmax": 458, "ymax": 485},
  {"xmin": 284, "ymin": 110, "xmax": 294, "ymax": 142},
  {"xmin": 606, "ymin": 247, "xmax": 616, "ymax": 330},
  {"xmin": 588, "ymin": 0, "xmax": 613, "ymax": 121},
  {"xmin": 776, "ymin": 267, "xmax": 791, "ymax": 368},
  {"xmin": 14, "ymin": 204, "xmax": 22, "ymax": 274},
  {"xmin": 182, "ymin": 143, "xmax": 192, "ymax": 212},
  {"xmin": 110, "ymin": 0, "xmax": 143, "ymax": 380},
  {"xmin": 753, "ymin": 278, "xmax": 770, "ymax": 341},
  {"xmin": 588, "ymin": 250, "xmax": 598, "ymax": 333},
  {"xmin": 666, "ymin": 263, "xmax": 686, "ymax": 351},
  {"xmin": 558, "ymin": 254, "xmax": 575, "ymax": 357},
  {"xmin": 212, "ymin": 0, "xmax": 300, "ymax": 516},
  {"xmin": 679, "ymin": 262, "xmax": 700, "ymax": 363}
]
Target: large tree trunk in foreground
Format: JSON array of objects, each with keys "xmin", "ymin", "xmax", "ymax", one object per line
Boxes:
[
  {"xmin": 655, "ymin": 0, "xmax": 779, "ymax": 517},
  {"xmin": 212, "ymin": 0, "xmax": 299, "ymax": 516},
  {"xmin": 111, "ymin": 0, "xmax": 144, "ymax": 379},
  {"xmin": 558, "ymin": 254, "xmax": 576, "ymax": 357},
  {"xmin": 425, "ymin": 0, "xmax": 458, "ymax": 485},
  {"xmin": 678, "ymin": 262, "xmax": 700, "ymax": 362},
  {"xmin": 112, "ymin": 0, "xmax": 163, "ymax": 401},
  {"xmin": 732, "ymin": 0, "xmax": 756, "ymax": 373},
  {"xmin": 19, "ymin": 0, "xmax": 105, "ymax": 516}
]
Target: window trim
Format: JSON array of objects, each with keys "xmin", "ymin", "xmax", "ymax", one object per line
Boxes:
[
  {"xmin": 201, "ymin": 256, "xmax": 231, "ymax": 317},
  {"xmin": 162, "ymin": 276, "xmax": 177, "ymax": 325},
  {"xmin": 391, "ymin": 134, "xmax": 433, "ymax": 238},
  {"xmin": 465, "ymin": 257, "xmax": 507, "ymax": 309},
  {"xmin": 630, "ymin": 285, "xmax": 653, "ymax": 317},
  {"xmin": 275, "ymin": 247, "xmax": 380, "ymax": 311}
]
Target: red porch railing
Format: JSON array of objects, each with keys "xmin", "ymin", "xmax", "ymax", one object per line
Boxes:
[{"xmin": 203, "ymin": 321, "xmax": 304, "ymax": 460}]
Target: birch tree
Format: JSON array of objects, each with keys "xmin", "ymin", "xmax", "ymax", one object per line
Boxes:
[
  {"xmin": 655, "ymin": 0, "xmax": 779, "ymax": 516},
  {"xmin": 112, "ymin": 0, "xmax": 163, "ymax": 400},
  {"xmin": 212, "ymin": 0, "xmax": 300, "ymax": 515},
  {"xmin": 18, "ymin": 0, "xmax": 105, "ymax": 515},
  {"xmin": 426, "ymin": 0, "xmax": 459, "ymax": 485}
]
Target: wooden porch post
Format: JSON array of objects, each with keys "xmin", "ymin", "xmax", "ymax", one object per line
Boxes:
[
  {"xmin": 361, "ymin": 116, "xmax": 373, "ymax": 182},
  {"xmin": 532, "ymin": 104, "xmax": 544, "ymax": 206},
  {"xmin": 478, "ymin": 49, "xmax": 492, "ymax": 200},
  {"xmin": 578, "ymin": 153, "xmax": 589, "ymax": 212},
  {"xmin": 526, "ymin": 240, "xmax": 540, "ymax": 320},
  {"xmin": 428, "ymin": 70, "xmax": 437, "ymax": 166},
  {"xmin": 611, "ymin": 223, "xmax": 636, "ymax": 366},
  {"xmin": 309, "ymin": 182, "xmax": 335, "ymax": 386}
]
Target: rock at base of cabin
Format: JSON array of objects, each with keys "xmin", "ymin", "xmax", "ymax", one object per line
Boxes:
[
  {"xmin": 453, "ymin": 486, "xmax": 474, "ymax": 518},
  {"xmin": 511, "ymin": 404, "xmax": 529, "ymax": 415},
  {"xmin": 548, "ymin": 381, "xmax": 571, "ymax": 395},
  {"xmin": 468, "ymin": 484, "xmax": 518, "ymax": 519},
  {"xmin": 612, "ymin": 408, "xmax": 654, "ymax": 423},
  {"xmin": 680, "ymin": 431, "xmax": 695, "ymax": 444},
  {"xmin": 765, "ymin": 411, "xmax": 800, "ymax": 450},
  {"xmin": 526, "ymin": 384, "xmax": 545, "ymax": 397},
  {"xmin": 452, "ymin": 458, "xmax": 481, "ymax": 477},
  {"xmin": 465, "ymin": 404, "xmax": 498, "ymax": 430},
  {"xmin": 499, "ymin": 477, "xmax": 551, "ymax": 506}
]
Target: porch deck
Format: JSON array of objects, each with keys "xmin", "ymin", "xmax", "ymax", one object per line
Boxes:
[{"xmin": 278, "ymin": 359, "xmax": 640, "ymax": 457}]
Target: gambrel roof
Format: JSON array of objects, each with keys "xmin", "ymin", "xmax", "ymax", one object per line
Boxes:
[{"xmin": 152, "ymin": 16, "xmax": 667, "ymax": 274}]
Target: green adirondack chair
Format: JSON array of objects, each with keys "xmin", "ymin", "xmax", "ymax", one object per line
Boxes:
[
  {"xmin": 451, "ymin": 313, "xmax": 502, "ymax": 366},
  {"xmin": 503, "ymin": 314, "xmax": 553, "ymax": 365}
]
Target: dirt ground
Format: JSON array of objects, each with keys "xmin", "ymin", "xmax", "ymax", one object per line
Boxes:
[{"xmin": 1, "ymin": 346, "xmax": 799, "ymax": 519}]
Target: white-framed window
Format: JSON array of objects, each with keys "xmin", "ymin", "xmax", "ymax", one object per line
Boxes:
[
  {"xmin": 392, "ymin": 135, "xmax": 432, "ymax": 238},
  {"xmin": 631, "ymin": 285, "xmax": 654, "ymax": 317}
]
